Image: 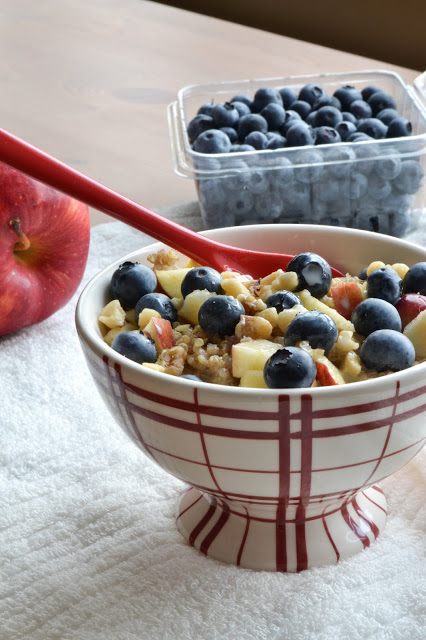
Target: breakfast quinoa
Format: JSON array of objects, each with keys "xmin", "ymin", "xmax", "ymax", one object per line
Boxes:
[{"xmin": 98, "ymin": 249, "xmax": 426, "ymax": 389}]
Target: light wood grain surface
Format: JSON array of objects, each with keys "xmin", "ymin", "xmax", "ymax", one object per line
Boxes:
[{"xmin": 0, "ymin": 0, "xmax": 419, "ymax": 226}]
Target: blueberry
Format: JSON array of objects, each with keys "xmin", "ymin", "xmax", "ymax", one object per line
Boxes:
[
  {"xmin": 335, "ymin": 120, "xmax": 357, "ymax": 141},
  {"xmin": 361, "ymin": 85, "xmax": 382, "ymax": 102},
  {"xmin": 230, "ymin": 100, "xmax": 252, "ymax": 117},
  {"xmin": 230, "ymin": 144, "xmax": 256, "ymax": 153},
  {"xmin": 376, "ymin": 108, "xmax": 399, "ymax": 125},
  {"xmin": 110, "ymin": 261, "xmax": 157, "ymax": 308},
  {"xmin": 314, "ymin": 126, "xmax": 341, "ymax": 145},
  {"xmin": 282, "ymin": 180, "xmax": 311, "ymax": 214},
  {"xmin": 314, "ymin": 106, "xmax": 343, "ymax": 128},
  {"xmin": 261, "ymin": 103, "xmax": 286, "ymax": 129},
  {"xmin": 265, "ymin": 290, "xmax": 300, "ymax": 312},
  {"xmin": 357, "ymin": 118, "xmax": 388, "ymax": 139},
  {"xmin": 386, "ymin": 117, "xmax": 412, "ymax": 138},
  {"xmin": 285, "ymin": 310, "xmax": 338, "ymax": 354},
  {"xmin": 375, "ymin": 147, "xmax": 402, "ymax": 180},
  {"xmin": 279, "ymin": 86, "xmax": 298, "ymax": 109},
  {"xmin": 354, "ymin": 142, "xmax": 379, "ymax": 173},
  {"xmin": 212, "ymin": 102, "xmax": 239, "ymax": 128},
  {"xmin": 271, "ymin": 156, "xmax": 294, "ymax": 184},
  {"xmin": 221, "ymin": 126, "xmax": 238, "ymax": 143},
  {"xmin": 358, "ymin": 267, "xmax": 368, "ymax": 280},
  {"xmin": 254, "ymin": 185, "xmax": 284, "ymax": 220},
  {"xmin": 349, "ymin": 100, "xmax": 372, "ymax": 119},
  {"xmin": 198, "ymin": 179, "xmax": 227, "ymax": 209},
  {"xmin": 325, "ymin": 146, "xmax": 356, "ymax": 177},
  {"xmin": 298, "ymin": 83, "xmax": 327, "ymax": 106},
  {"xmin": 263, "ymin": 346, "xmax": 317, "ymax": 388},
  {"xmin": 368, "ymin": 92, "xmax": 397, "ymax": 116},
  {"xmin": 227, "ymin": 189, "xmax": 254, "ymax": 217},
  {"xmin": 346, "ymin": 132, "xmax": 375, "ymax": 143},
  {"xmin": 290, "ymin": 100, "xmax": 312, "ymax": 119},
  {"xmin": 181, "ymin": 266, "xmax": 223, "ymax": 298},
  {"xmin": 286, "ymin": 252, "xmax": 332, "ymax": 298},
  {"xmin": 252, "ymin": 87, "xmax": 283, "ymax": 113},
  {"xmin": 305, "ymin": 111, "xmax": 318, "ymax": 126},
  {"xmin": 293, "ymin": 149, "xmax": 324, "ymax": 184},
  {"xmin": 111, "ymin": 331, "xmax": 157, "ymax": 364},
  {"xmin": 280, "ymin": 110, "xmax": 302, "ymax": 134},
  {"xmin": 333, "ymin": 85, "xmax": 362, "ymax": 111},
  {"xmin": 193, "ymin": 129, "xmax": 232, "ymax": 154},
  {"xmin": 286, "ymin": 121, "xmax": 316, "ymax": 146},
  {"xmin": 367, "ymin": 174, "xmax": 392, "ymax": 200},
  {"xmin": 246, "ymin": 169, "xmax": 270, "ymax": 194},
  {"xmin": 230, "ymin": 94, "xmax": 253, "ymax": 108},
  {"xmin": 367, "ymin": 267, "xmax": 402, "ymax": 304},
  {"xmin": 198, "ymin": 295, "xmax": 245, "ymax": 336},
  {"xmin": 403, "ymin": 262, "xmax": 426, "ymax": 295},
  {"xmin": 180, "ymin": 374, "xmax": 204, "ymax": 382},
  {"xmin": 238, "ymin": 113, "xmax": 268, "ymax": 139},
  {"xmin": 266, "ymin": 133, "xmax": 287, "ymax": 149},
  {"xmin": 351, "ymin": 298, "xmax": 402, "ymax": 336},
  {"xmin": 313, "ymin": 95, "xmax": 342, "ymax": 111},
  {"xmin": 341, "ymin": 111, "xmax": 357, "ymax": 124},
  {"xmin": 392, "ymin": 160, "xmax": 424, "ymax": 194},
  {"xmin": 360, "ymin": 329, "xmax": 415, "ymax": 372},
  {"xmin": 187, "ymin": 115, "xmax": 214, "ymax": 143},
  {"xmin": 197, "ymin": 103, "xmax": 214, "ymax": 117},
  {"xmin": 134, "ymin": 292, "xmax": 177, "ymax": 324},
  {"xmin": 244, "ymin": 130, "xmax": 268, "ymax": 150},
  {"xmin": 312, "ymin": 177, "xmax": 341, "ymax": 202}
]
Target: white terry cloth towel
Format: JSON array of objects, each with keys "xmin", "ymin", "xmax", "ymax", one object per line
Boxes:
[{"xmin": 1, "ymin": 206, "xmax": 425, "ymax": 640}]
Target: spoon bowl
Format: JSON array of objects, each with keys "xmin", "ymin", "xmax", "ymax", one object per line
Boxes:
[{"xmin": 0, "ymin": 128, "xmax": 343, "ymax": 278}]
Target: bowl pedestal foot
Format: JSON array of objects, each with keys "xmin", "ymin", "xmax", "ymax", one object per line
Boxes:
[{"xmin": 176, "ymin": 484, "xmax": 387, "ymax": 572}]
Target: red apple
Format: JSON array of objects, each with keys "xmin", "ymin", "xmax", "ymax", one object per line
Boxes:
[
  {"xmin": 143, "ymin": 317, "xmax": 175, "ymax": 354},
  {"xmin": 0, "ymin": 164, "xmax": 90, "ymax": 336},
  {"xmin": 395, "ymin": 293, "xmax": 426, "ymax": 329},
  {"xmin": 330, "ymin": 280, "xmax": 364, "ymax": 320},
  {"xmin": 315, "ymin": 356, "xmax": 345, "ymax": 386}
]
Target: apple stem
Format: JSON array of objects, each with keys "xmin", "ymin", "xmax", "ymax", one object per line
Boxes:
[{"xmin": 10, "ymin": 217, "xmax": 31, "ymax": 251}]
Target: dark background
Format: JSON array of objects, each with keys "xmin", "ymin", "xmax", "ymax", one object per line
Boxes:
[{"xmin": 151, "ymin": 0, "xmax": 425, "ymax": 71}]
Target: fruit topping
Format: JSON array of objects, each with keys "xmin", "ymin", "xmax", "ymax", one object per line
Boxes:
[
  {"xmin": 110, "ymin": 262, "xmax": 157, "ymax": 309},
  {"xmin": 263, "ymin": 346, "xmax": 317, "ymax": 388}
]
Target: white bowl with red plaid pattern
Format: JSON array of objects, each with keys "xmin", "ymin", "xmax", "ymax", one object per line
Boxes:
[{"xmin": 76, "ymin": 224, "xmax": 426, "ymax": 572}]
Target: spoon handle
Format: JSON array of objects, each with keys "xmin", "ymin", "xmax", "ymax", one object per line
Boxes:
[{"xmin": 0, "ymin": 127, "xmax": 223, "ymax": 266}]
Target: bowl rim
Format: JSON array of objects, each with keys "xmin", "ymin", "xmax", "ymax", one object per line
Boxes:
[{"xmin": 76, "ymin": 223, "xmax": 426, "ymax": 398}]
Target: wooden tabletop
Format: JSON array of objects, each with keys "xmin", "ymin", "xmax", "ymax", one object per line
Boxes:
[{"xmin": 0, "ymin": 0, "xmax": 420, "ymax": 226}]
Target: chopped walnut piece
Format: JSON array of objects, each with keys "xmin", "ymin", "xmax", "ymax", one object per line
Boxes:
[
  {"xmin": 157, "ymin": 345, "xmax": 187, "ymax": 376},
  {"xmin": 235, "ymin": 315, "xmax": 273, "ymax": 340},
  {"xmin": 147, "ymin": 248, "xmax": 180, "ymax": 271},
  {"xmin": 277, "ymin": 304, "xmax": 307, "ymax": 332}
]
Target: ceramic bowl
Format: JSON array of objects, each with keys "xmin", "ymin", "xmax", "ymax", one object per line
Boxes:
[{"xmin": 75, "ymin": 224, "xmax": 426, "ymax": 572}]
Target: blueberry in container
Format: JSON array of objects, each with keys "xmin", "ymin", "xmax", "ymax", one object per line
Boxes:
[{"xmin": 168, "ymin": 70, "xmax": 426, "ymax": 237}]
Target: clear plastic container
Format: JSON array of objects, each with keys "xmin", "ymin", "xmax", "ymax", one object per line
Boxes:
[{"xmin": 168, "ymin": 70, "xmax": 426, "ymax": 237}]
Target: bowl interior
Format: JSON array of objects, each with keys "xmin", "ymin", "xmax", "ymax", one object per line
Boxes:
[{"xmin": 76, "ymin": 223, "xmax": 426, "ymax": 383}]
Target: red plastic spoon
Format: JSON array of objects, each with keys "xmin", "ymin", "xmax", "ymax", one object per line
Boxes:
[{"xmin": 0, "ymin": 128, "xmax": 343, "ymax": 278}]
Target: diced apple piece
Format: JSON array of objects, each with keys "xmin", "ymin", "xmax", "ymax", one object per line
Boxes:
[
  {"xmin": 232, "ymin": 339, "xmax": 281, "ymax": 378},
  {"xmin": 239, "ymin": 370, "xmax": 268, "ymax": 388},
  {"xmin": 396, "ymin": 294, "xmax": 426, "ymax": 329},
  {"xmin": 403, "ymin": 309, "xmax": 426, "ymax": 359},
  {"xmin": 155, "ymin": 267, "xmax": 191, "ymax": 299},
  {"xmin": 330, "ymin": 281, "xmax": 364, "ymax": 320},
  {"xmin": 315, "ymin": 355, "xmax": 346, "ymax": 386},
  {"xmin": 137, "ymin": 307, "xmax": 161, "ymax": 330},
  {"xmin": 298, "ymin": 289, "xmax": 355, "ymax": 332},
  {"xmin": 143, "ymin": 317, "xmax": 175, "ymax": 354},
  {"xmin": 99, "ymin": 299, "xmax": 126, "ymax": 329},
  {"xmin": 178, "ymin": 289, "xmax": 216, "ymax": 326},
  {"xmin": 184, "ymin": 258, "xmax": 201, "ymax": 268}
]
